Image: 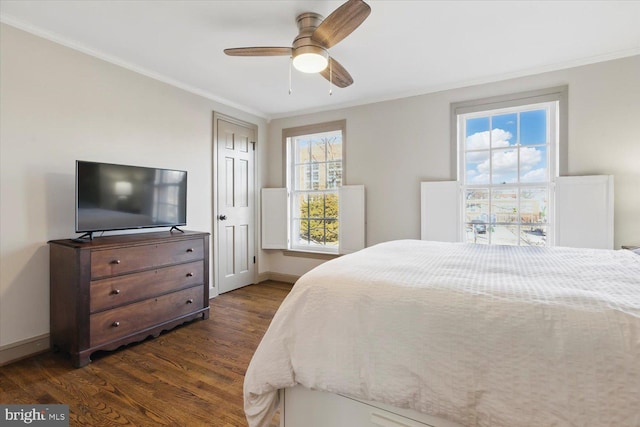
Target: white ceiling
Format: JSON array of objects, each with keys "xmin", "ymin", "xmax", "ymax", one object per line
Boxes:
[{"xmin": 1, "ymin": 1, "xmax": 639, "ymax": 119}]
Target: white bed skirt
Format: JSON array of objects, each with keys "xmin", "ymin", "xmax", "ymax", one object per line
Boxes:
[{"xmin": 281, "ymin": 386, "xmax": 464, "ymax": 427}]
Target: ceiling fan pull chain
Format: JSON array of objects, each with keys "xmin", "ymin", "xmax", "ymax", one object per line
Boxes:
[
  {"xmin": 289, "ymin": 56, "xmax": 293, "ymax": 95},
  {"xmin": 329, "ymin": 59, "xmax": 333, "ymax": 96}
]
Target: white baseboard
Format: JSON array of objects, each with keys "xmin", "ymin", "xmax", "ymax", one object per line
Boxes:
[
  {"xmin": 258, "ymin": 271, "xmax": 299, "ymax": 284},
  {"xmin": 0, "ymin": 333, "xmax": 50, "ymax": 366}
]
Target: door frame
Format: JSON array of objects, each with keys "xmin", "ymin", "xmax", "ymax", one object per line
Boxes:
[{"xmin": 212, "ymin": 112, "xmax": 259, "ymax": 296}]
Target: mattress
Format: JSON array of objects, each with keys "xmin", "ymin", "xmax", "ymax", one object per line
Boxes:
[{"xmin": 244, "ymin": 240, "xmax": 640, "ymax": 427}]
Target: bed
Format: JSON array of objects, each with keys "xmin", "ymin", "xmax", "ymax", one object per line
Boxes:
[{"xmin": 244, "ymin": 240, "xmax": 640, "ymax": 427}]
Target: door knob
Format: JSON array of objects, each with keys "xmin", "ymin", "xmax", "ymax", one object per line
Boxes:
[{"xmin": 218, "ymin": 215, "xmax": 227, "ymax": 221}]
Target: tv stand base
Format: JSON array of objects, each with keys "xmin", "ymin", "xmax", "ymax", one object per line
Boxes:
[{"xmin": 71, "ymin": 232, "xmax": 94, "ymax": 243}]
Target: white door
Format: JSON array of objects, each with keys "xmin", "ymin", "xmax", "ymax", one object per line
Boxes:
[{"xmin": 216, "ymin": 118, "xmax": 256, "ymax": 293}]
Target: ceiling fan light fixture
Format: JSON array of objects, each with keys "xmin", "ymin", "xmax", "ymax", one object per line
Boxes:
[
  {"xmin": 224, "ymin": 0, "xmax": 371, "ymax": 87},
  {"xmin": 292, "ymin": 45, "xmax": 329, "ymax": 73}
]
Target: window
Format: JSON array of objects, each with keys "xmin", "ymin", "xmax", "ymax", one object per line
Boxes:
[
  {"xmin": 284, "ymin": 121, "xmax": 346, "ymax": 253},
  {"xmin": 454, "ymin": 87, "xmax": 567, "ymax": 247}
]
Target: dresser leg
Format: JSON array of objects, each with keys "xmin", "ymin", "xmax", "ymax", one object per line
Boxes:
[{"xmin": 73, "ymin": 351, "xmax": 92, "ymax": 368}]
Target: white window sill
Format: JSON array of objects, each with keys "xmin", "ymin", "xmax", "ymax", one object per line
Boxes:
[{"xmin": 282, "ymin": 249, "xmax": 341, "ymax": 260}]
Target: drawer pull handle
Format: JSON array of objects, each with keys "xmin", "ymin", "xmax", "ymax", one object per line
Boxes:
[
  {"xmin": 186, "ymin": 299, "xmax": 194, "ymax": 304},
  {"xmin": 110, "ymin": 259, "xmax": 121, "ymax": 265},
  {"xmin": 111, "ymin": 289, "xmax": 121, "ymax": 295},
  {"xmin": 186, "ymin": 272, "xmax": 194, "ymax": 277},
  {"xmin": 186, "ymin": 248, "xmax": 194, "ymax": 253},
  {"xmin": 111, "ymin": 321, "xmax": 120, "ymax": 328}
]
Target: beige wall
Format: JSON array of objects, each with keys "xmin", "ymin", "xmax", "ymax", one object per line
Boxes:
[
  {"xmin": 264, "ymin": 55, "xmax": 640, "ymax": 276},
  {"xmin": 0, "ymin": 24, "xmax": 267, "ymax": 352}
]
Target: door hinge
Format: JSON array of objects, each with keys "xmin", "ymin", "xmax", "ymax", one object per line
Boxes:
[
  {"xmin": 251, "ymin": 141, "xmax": 256, "ymax": 151},
  {"xmin": 253, "ymin": 256, "xmax": 256, "ymax": 264}
]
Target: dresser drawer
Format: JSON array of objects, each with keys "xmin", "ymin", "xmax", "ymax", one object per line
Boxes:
[
  {"xmin": 91, "ymin": 238, "xmax": 204, "ymax": 279},
  {"xmin": 90, "ymin": 260, "xmax": 204, "ymax": 313},
  {"xmin": 90, "ymin": 286, "xmax": 204, "ymax": 347}
]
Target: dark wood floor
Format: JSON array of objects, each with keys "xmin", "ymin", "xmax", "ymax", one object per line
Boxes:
[{"xmin": 0, "ymin": 281, "xmax": 292, "ymax": 427}]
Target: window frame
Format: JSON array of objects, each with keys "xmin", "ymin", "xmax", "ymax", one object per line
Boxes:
[
  {"xmin": 451, "ymin": 87, "xmax": 567, "ymax": 247},
  {"xmin": 282, "ymin": 120, "xmax": 347, "ymax": 254}
]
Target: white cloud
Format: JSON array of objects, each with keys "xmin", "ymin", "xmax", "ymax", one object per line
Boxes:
[
  {"xmin": 521, "ymin": 168, "xmax": 547, "ymax": 182},
  {"xmin": 475, "ymin": 146, "xmax": 542, "ymax": 176},
  {"xmin": 465, "ymin": 129, "xmax": 513, "ymax": 152},
  {"xmin": 467, "ymin": 151, "xmax": 489, "ymax": 165},
  {"xmin": 466, "ymin": 129, "xmax": 546, "ymax": 184},
  {"xmin": 471, "ymin": 173, "xmax": 491, "ymax": 184},
  {"xmin": 481, "ymin": 149, "xmax": 517, "ymax": 175},
  {"xmin": 518, "ymin": 147, "xmax": 543, "ymax": 173}
]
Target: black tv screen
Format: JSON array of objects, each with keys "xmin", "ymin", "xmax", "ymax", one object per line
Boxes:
[{"xmin": 76, "ymin": 161, "xmax": 187, "ymax": 233}]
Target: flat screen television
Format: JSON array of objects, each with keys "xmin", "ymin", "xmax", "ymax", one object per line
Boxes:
[{"xmin": 75, "ymin": 160, "xmax": 187, "ymax": 238}]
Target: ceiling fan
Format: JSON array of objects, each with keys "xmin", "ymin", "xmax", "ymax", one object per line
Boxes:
[{"xmin": 224, "ymin": 0, "xmax": 371, "ymax": 88}]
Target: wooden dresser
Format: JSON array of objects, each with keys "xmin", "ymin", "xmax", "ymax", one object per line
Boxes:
[{"xmin": 48, "ymin": 230, "xmax": 210, "ymax": 367}]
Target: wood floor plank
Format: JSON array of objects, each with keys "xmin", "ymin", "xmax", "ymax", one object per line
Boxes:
[{"xmin": 0, "ymin": 281, "xmax": 292, "ymax": 426}]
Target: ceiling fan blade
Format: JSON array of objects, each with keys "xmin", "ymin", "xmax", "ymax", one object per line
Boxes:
[
  {"xmin": 319, "ymin": 57, "xmax": 354, "ymax": 88},
  {"xmin": 224, "ymin": 47, "xmax": 293, "ymax": 56},
  {"xmin": 312, "ymin": 0, "xmax": 371, "ymax": 48}
]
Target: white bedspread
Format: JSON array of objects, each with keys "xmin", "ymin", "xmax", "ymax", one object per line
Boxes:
[{"xmin": 244, "ymin": 240, "xmax": 640, "ymax": 427}]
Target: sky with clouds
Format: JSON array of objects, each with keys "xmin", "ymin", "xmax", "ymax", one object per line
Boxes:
[{"xmin": 465, "ymin": 110, "xmax": 547, "ymax": 185}]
